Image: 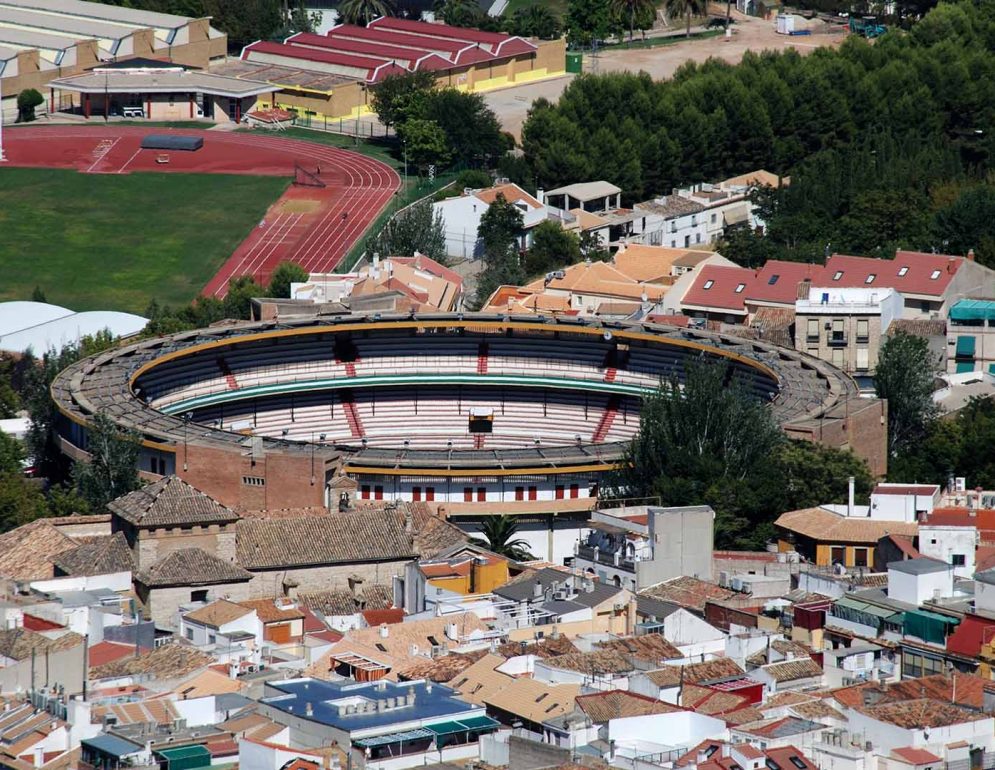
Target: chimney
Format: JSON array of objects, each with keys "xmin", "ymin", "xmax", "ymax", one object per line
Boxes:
[
  {"xmin": 533, "ymin": 580, "xmax": 543, "ymax": 599},
  {"xmin": 379, "ymin": 624, "xmax": 389, "ymax": 638},
  {"xmin": 848, "ymin": 476, "xmax": 855, "ymax": 517},
  {"xmin": 305, "ymin": 702, "xmax": 313, "ymax": 716},
  {"xmin": 536, "ymin": 189, "xmax": 545, "ymax": 205},
  {"xmin": 407, "ymin": 686, "xmax": 416, "ymax": 706},
  {"xmin": 625, "ymin": 597, "xmax": 637, "ymax": 636},
  {"xmin": 967, "ymin": 248, "xmax": 976, "ymax": 262},
  {"xmin": 33, "ymin": 747, "xmax": 43, "ymax": 767},
  {"xmin": 404, "ymin": 508, "xmax": 414, "ymax": 535}
]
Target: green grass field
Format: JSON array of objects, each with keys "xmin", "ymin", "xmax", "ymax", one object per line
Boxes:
[{"xmin": 0, "ymin": 169, "xmax": 287, "ymax": 313}]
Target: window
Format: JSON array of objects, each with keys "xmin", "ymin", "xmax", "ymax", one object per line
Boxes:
[
  {"xmin": 528, "ymin": 486, "xmax": 537, "ymax": 500},
  {"xmin": 856, "ymin": 319, "xmax": 869, "ymax": 341},
  {"xmin": 555, "ymin": 485, "xmax": 564, "ymax": 499},
  {"xmin": 426, "ymin": 487, "xmax": 435, "ymax": 502},
  {"xmin": 242, "ymin": 476, "xmax": 265, "ymax": 487},
  {"xmin": 711, "ymin": 213, "xmax": 717, "ymax": 223},
  {"xmin": 930, "ymin": 269, "xmax": 942, "ymax": 280},
  {"xmin": 853, "ymin": 548, "xmax": 868, "ymax": 567},
  {"xmin": 735, "ymin": 283, "xmax": 746, "ymax": 293},
  {"xmin": 535, "ymin": 693, "xmax": 548, "ymax": 703},
  {"xmin": 767, "ymin": 761, "xmax": 782, "ymax": 770},
  {"xmin": 831, "ymin": 546, "xmax": 845, "ymax": 564},
  {"xmin": 514, "ymin": 486, "xmax": 524, "ymax": 501},
  {"xmin": 832, "ymin": 348, "xmax": 844, "ymax": 367},
  {"xmin": 703, "ymin": 280, "xmax": 714, "ymax": 290},
  {"xmin": 833, "ymin": 271, "xmax": 844, "ymax": 281},
  {"xmin": 790, "ymin": 758, "xmax": 808, "ymax": 770},
  {"xmin": 865, "ymin": 274, "xmax": 876, "ymax": 284},
  {"xmin": 361, "ymin": 484, "xmax": 370, "ymax": 500},
  {"xmin": 807, "ymin": 318, "xmax": 819, "ymax": 341},
  {"xmin": 185, "ymin": 628, "xmax": 194, "ymax": 640},
  {"xmin": 208, "ymin": 634, "xmax": 216, "ymax": 645},
  {"xmin": 768, "ymin": 274, "xmax": 780, "ymax": 285},
  {"xmin": 696, "ymin": 233, "xmax": 702, "ymax": 243},
  {"xmin": 191, "ymin": 589, "xmax": 208, "ymax": 603},
  {"xmin": 475, "ymin": 487, "xmax": 484, "ymax": 502},
  {"xmin": 570, "ymin": 484, "xmax": 579, "ymax": 498},
  {"xmin": 375, "ymin": 643, "xmax": 387, "ymax": 652},
  {"xmin": 374, "ymin": 485, "xmax": 383, "ymax": 500},
  {"xmin": 464, "ymin": 487, "xmax": 474, "ymax": 502},
  {"xmin": 856, "ymin": 347, "xmax": 869, "ymax": 371},
  {"xmin": 412, "ymin": 486, "xmax": 422, "ymax": 502},
  {"xmin": 897, "ymin": 266, "xmax": 909, "ymax": 276},
  {"xmin": 952, "ymin": 554, "xmax": 966, "ymax": 566}
]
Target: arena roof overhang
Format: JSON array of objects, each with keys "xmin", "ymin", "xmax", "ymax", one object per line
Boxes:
[{"xmin": 51, "ymin": 312, "xmax": 858, "ymax": 473}]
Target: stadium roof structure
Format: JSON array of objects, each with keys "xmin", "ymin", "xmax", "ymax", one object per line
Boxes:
[
  {"xmin": 0, "ymin": 301, "xmax": 147, "ymax": 354},
  {"xmin": 49, "ymin": 68, "xmax": 274, "ymax": 97},
  {"xmin": 52, "ymin": 313, "xmax": 859, "ymax": 474}
]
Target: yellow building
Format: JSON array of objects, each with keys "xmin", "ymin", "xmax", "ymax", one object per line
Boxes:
[
  {"xmin": 420, "ymin": 550, "xmax": 511, "ymax": 596},
  {"xmin": 775, "ymin": 506, "xmax": 918, "ymax": 568}
]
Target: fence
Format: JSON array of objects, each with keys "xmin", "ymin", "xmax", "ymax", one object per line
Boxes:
[{"xmin": 292, "ymin": 113, "xmax": 392, "ymax": 138}]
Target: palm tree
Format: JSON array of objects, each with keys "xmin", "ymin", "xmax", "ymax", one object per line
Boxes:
[
  {"xmin": 512, "ymin": 5, "xmax": 560, "ymax": 39},
  {"xmin": 470, "ymin": 516, "xmax": 535, "ymax": 561},
  {"xmin": 662, "ymin": 0, "xmax": 707, "ymax": 36},
  {"xmin": 609, "ymin": 0, "xmax": 656, "ymax": 41},
  {"xmin": 338, "ymin": 0, "xmax": 395, "ymax": 26}
]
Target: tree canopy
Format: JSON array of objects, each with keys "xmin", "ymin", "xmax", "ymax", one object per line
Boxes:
[
  {"xmin": 368, "ymin": 201, "xmax": 448, "ymax": 263},
  {"xmin": 875, "ymin": 332, "xmax": 940, "ymax": 456}
]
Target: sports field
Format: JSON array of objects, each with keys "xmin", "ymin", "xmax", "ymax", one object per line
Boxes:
[{"xmin": 0, "ymin": 168, "xmax": 287, "ymax": 313}]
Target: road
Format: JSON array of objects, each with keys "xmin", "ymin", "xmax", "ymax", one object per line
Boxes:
[{"xmin": 484, "ymin": 14, "xmax": 845, "ymax": 139}]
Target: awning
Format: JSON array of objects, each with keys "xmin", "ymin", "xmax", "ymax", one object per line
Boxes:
[
  {"xmin": 155, "ymin": 745, "xmax": 211, "ymax": 770},
  {"xmin": 355, "ymin": 728, "xmax": 434, "ymax": 748},
  {"xmin": 950, "ymin": 299, "xmax": 995, "ymax": 322},
  {"xmin": 956, "ymin": 361, "xmax": 976, "ymax": 374},
  {"xmin": 724, "ymin": 207, "xmax": 750, "ymax": 226},
  {"xmin": 82, "ymin": 735, "xmax": 144, "ymax": 758},
  {"xmin": 427, "ymin": 716, "xmax": 500, "ymax": 735},
  {"xmin": 834, "ymin": 597, "xmax": 869, "ymax": 611},
  {"xmin": 909, "ymin": 609, "xmax": 960, "ymax": 624},
  {"xmin": 955, "ymin": 335, "xmax": 976, "ymax": 358},
  {"xmin": 861, "ymin": 604, "xmax": 900, "ymax": 619}
]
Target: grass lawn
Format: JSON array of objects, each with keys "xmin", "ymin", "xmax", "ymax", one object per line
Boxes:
[
  {"xmin": 0, "ymin": 168, "xmax": 287, "ymax": 314},
  {"xmin": 601, "ymin": 28, "xmax": 725, "ymax": 48},
  {"xmin": 503, "ymin": 0, "xmax": 569, "ymax": 16}
]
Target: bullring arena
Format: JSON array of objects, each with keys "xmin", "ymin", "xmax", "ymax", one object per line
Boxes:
[
  {"xmin": 2, "ymin": 125, "xmax": 399, "ymax": 294},
  {"xmin": 52, "ymin": 314, "xmax": 885, "ymax": 553}
]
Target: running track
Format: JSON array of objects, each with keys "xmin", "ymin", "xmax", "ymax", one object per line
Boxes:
[{"xmin": 2, "ymin": 125, "xmax": 400, "ymax": 296}]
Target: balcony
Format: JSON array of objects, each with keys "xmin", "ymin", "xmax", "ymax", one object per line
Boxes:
[
  {"xmin": 826, "ymin": 334, "xmax": 848, "ymax": 347},
  {"xmin": 576, "ymin": 545, "xmax": 636, "ymax": 572}
]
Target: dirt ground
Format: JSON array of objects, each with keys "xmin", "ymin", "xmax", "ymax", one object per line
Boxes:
[{"xmin": 485, "ymin": 14, "xmax": 846, "ymax": 139}]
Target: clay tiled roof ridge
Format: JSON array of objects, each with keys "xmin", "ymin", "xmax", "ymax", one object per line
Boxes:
[
  {"xmin": 108, "ymin": 476, "xmax": 238, "ymax": 528},
  {"xmin": 51, "ymin": 532, "xmax": 134, "ymax": 577},
  {"xmin": 137, "ymin": 548, "xmax": 252, "ymax": 588}
]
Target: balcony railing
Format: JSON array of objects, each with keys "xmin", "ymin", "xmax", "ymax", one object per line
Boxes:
[
  {"xmin": 576, "ymin": 545, "xmax": 636, "ymax": 572},
  {"xmin": 827, "ymin": 335, "xmax": 848, "ymax": 347}
]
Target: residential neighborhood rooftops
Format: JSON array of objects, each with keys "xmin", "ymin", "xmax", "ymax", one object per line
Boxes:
[
  {"xmin": 576, "ymin": 690, "xmax": 683, "ymax": 722},
  {"xmin": 759, "ymin": 657, "xmax": 824, "ymax": 683},
  {"xmin": 681, "ymin": 265, "xmax": 755, "ymax": 313},
  {"xmin": 184, "ymin": 600, "xmax": 254, "ymax": 629},
  {"xmin": 483, "ymin": 677, "xmax": 580, "ymax": 724},
  {"xmin": 109, "ymin": 476, "xmax": 238, "ymax": 529},
  {"xmin": 861, "ymin": 698, "xmax": 988, "ymax": 729},
  {"xmin": 823, "ymin": 251, "xmax": 962, "ymax": 296},
  {"xmin": 775, "ymin": 507, "xmax": 919, "ymax": 543}
]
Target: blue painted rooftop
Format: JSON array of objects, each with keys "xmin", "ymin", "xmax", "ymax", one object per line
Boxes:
[{"xmin": 262, "ymin": 678, "xmax": 483, "ymax": 735}]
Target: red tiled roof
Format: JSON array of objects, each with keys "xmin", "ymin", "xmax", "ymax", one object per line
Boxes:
[
  {"xmin": 88, "ymin": 641, "xmax": 137, "ymax": 668},
  {"xmin": 390, "ymin": 255, "xmax": 464, "ymax": 289},
  {"xmin": 421, "ymin": 561, "xmax": 472, "ymax": 578},
  {"xmin": 328, "ymin": 24, "xmax": 496, "ymax": 65},
  {"xmin": 892, "ymin": 747, "xmax": 942, "ymax": 765},
  {"xmin": 300, "ymin": 607, "xmax": 325, "ymax": 634},
  {"xmin": 977, "ymin": 546, "xmax": 995, "ymax": 572},
  {"xmin": 766, "ymin": 746, "xmax": 818, "ymax": 770},
  {"xmin": 309, "ymin": 629, "xmax": 344, "ymax": 644},
  {"xmin": 887, "ymin": 534, "xmax": 922, "ymax": 559},
  {"xmin": 746, "ymin": 260, "xmax": 823, "ymax": 306},
  {"xmin": 682, "ymin": 265, "xmax": 754, "ymax": 313},
  {"xmin": 22, "ymin": 614, "xmax": 64, "ymax": 632},
  {"xmin": 946, "ymin": 615, "xmax": 995, "ymax": 658},
  {"xmin": 242, "ymin": 41, "xmax": 407, "ymax": 82},
  {"xmin": 823, "ymin": 251, "xmax": 962, "ymax": 297},
  {"xmin": 367, "ymin": 16, "xmax": 537, "ymax": 54},
  {"xmin": 873, "ymin": 484, "xmax": 939, "ymax": 496},
  {"xmin": 925, "ymin": 508, "xmax": 995, "ymax": 539},
  {"xmin": 363, "ymin": 608, "xmax": 404, "ymax": 626},
  {"xmin": 645, "ymin": 313, "xmax": 691, "ymax": 327},
  {"xmin": 286, "ymin": 33, "xmax": 454, "ymax": 71}
]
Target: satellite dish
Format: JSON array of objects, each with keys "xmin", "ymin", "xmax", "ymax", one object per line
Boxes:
[{"xmin": 603, "ymin": 330, "xmax": 613, "ymax": 341}]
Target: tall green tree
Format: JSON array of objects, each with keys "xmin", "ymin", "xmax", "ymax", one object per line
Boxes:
[
  {"xmin": 337, "ymin": 0, "xmax": 395, "ymax": 25},
  {"xmin": 369, "ymin": 71, "xmax": 437, "ymax": 130},
  {"xmin": 267, "ymin": 262, "xmax": 308, "ymax": 298},
  {"xmin": 223, "ymin": 275, "xmax": 266, "ymax": 320},
  {"xmin": 609, "ymin": 0, "xmax": 655, "ymax": 39},
  {"xmin": 397, "ymin": 118, "xmax": 451, "ymax": 174},
  {"xmin": 369, "ymin": 201, "xmax": 448, "ymax": 263},
  {"xmin": 474, "ymin": 193, "xmax": 525, "ymax": 307},
  {"xmin": 72, "ymin": 414, "xmax": 141, "ymax": 512},
  {"xmin": 662, "ymin": 0, "xmax": 707, "ymax": 36},
  {"xmin": 203, "ymin": 0, "xmax": 284, "ymax": 48},
  {"xmin": 932, "ymin": 185, "xmax": 995, "ymax": 268},
  {"xmin": 524, "ymin": 221, "xmax": 581, "ymax": 276},
  {"xmin": 414, "ymin": 88, "xmax": 506, "ymax": 168},
  {"xmin": 471, "ymin": 515, "xmax": 535, "ymax": 561},
  {"xmin": 875, "ymin": 332, "xmax": 940, "ymax": 456},
  {"xmin": 566, "ymin": 0, "xmax": 612, "ymax": 47}
]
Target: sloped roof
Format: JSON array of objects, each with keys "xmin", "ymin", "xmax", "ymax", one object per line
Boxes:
[
  {"xmin": 109, "ymin": 477, "xmax": 238, "ymax": 528},
  {"xmin": 862, "ymin": 698, "xmax": 987, "ymax": 729},
  {"xmin": 137, "ymin": 548, "xmax": 252, "ymax": 587},
  {"xmin": 0, "ymin": 629, "xmax": 84, "ymax": 661},
  {"xmin": 0, "ymin": 520, "xmax": 80, "ymax": 581},
  {"xmin": 541, "ymin": 650, "xmax": 633, "ymax": 675},
  {"xmin": 184, "ymin": 600, "xmax": 254, "ymax": 629},
  {"xmin": 639, "ymin": 576, "xmax": 737, "ymax": 612},
  {"xmin": 237, "ymin": 509, "xmax": 414, "ymax": 569},
  {"xmin": 824, "ymin": 251, "xmax": 963, "ymax": 297},
  {"xmin": 681, "ymin": 265, "xmax": 755, "ymax": 313},
  {"xmin": 297, "ymin": 584, "xmax": 393, "ymax": 616},
  {"xmin": 775, "ymin": 507, "xmax": 918, "ymax": 544},
  {"xmin": 238, "ymin": 598, "xmax": 305, "ymax": 623},
  {"xmin": 760, "ymin": 657, "xmax": 823, "ymax": 683},
  {"xmin": 643, "ymin": 658, "xmax": 746, "ymax": 688},
  {"xmin": 747, "ymin": 260, "xmax": 823, "ymax": 306},
  {"xmin": 483, "ymin": 678, "xmax": 581, "ymax": 723},
  {"xmin": 680, "ymin": 684, "xmax": 751, "ymax": 716},
  {"xmin": 474, "ymin": 183, "xmax": 542, "ymax": 210},
  {"xmin": 576, "ymin": 690, "xmax": 682, "ymax": 722},
  {"xmin": 597, "ymin": 634, "xmax": 682, "ymax": 662},
  {"xmin": 52, "ymin": 532, "xmax": 134, "ymax": 577},
  {"xmin": 613, "ymin": 245, "xmax": 705, "ymax": 283},
  {"xmin": 90, "ymin": 643, "xmax": 213, "ymax": 681}
]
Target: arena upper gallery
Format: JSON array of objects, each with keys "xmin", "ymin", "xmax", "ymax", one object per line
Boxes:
[{"xmin": 51, "ymin": 313, "xmax": 887, "ymax": 513}]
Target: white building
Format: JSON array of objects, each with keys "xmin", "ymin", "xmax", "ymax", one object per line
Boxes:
[
  {"xmin": 887, "ymin": 557, "xmax": 954, "ymax": 606},
  {"xmin": 433, "ymin": 182, "xmax": 574, "ymax": 259},
  {"xmin": 918, "ymin": 521, "xmax": 977, "ymax": 578},
  {"xmin": 179, "ymin": 600, "xmax": 261, "ymax": 665}
]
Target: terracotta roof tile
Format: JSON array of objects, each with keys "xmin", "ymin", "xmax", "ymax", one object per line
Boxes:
[
  {"xmin": 137, "ymin": 548, "xmax": 252, "ymax": 587},
  {"xmin": 0, "ymin": 629, "xmax": 84, "ymax": 661},
  {"xmin": 682, "ymin": 265, "xmax": 754, "ymax": 313},
  {"xmin": 862, "ymin": 698, "xmax": 986, "ymax": 729},
  {"xmin": 109, "ymin": 476, "xmax": 238, "ymax": 528},
  {"xmin": 824, "ymin": 251, "xmax": 963, "ymax": 297},
  {"xmin": 237, "ymin": 509, "xmax": 414, "ymax": 569},
  {"xmin": 892, "ymin": 747, "xmax": 942, "ymax": 764},
  {"xmin": 184, "ymin": 599, "xmax": 254, "ymax": 628},
  {"xmin": 51, "ymin": 532, "xmax": 134, "ymax": 577},
  {"xmin": 90, "ymin": 643, "xmax": 213, "ymax": 681},
  {"xmin": 297, "ymin": 584, "xmax": 393, "ymax": 616},
  {"xmin": 576, "ymin": 690, "xmax": 682, "ymax": 722},
  {"xmin": 0, "ymin": 521, "xmax": 80, "ymax": 581},
  {"xmin": 597, "ymin": 634, "xmax": 682, "ymax": 662},
  {"xmin": 88, "ymin": 641, "xmax": 137, "ymax": 668},
  {"xmin": 639, "ymin": 576, "xmax": 737, "ymax": 612},
  {"xmin": 761, "ymin": 658, "xmax": 823, "ymax": 683},
  {"xmin": 238, "ymin": 598, "xmax": 305, "ymax": 623},
  {"xmin": 482, "ymin": 677, "xmax": 580, "ymax": 723},
  {"xmin": 681, "ymin": 685, "xmax": 751, "ymax": 716},
  {"xmin": 775, "ymin": 507, "xmax": 918, "ymax": 543}
]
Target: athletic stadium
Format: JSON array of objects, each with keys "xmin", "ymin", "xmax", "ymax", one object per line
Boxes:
[{"xmin": 52, "ymin": 314, "xmax": 883, "ymax": 546}]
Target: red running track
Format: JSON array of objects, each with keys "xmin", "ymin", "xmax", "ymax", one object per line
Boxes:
[{"xmin": 2, "ymin": 125, "xmax": 400, "ymax": 296}]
